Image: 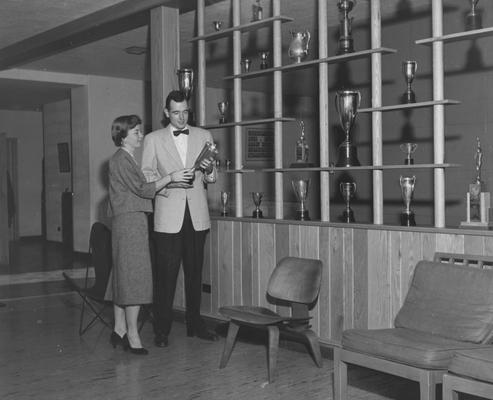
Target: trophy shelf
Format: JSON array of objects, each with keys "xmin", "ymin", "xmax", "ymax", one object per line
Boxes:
[
  {"xmin": 263, "ymin": 163, "xmax": 460, "ymax": 172},
  {"xmin": 219, "ymin": 169, "xmax": 255, "ymax": 174},
  {"xmin": 415, "ymin": 26, "xmax": 493, "ymax": 45},
  {"xmin": 223, "ymin": 48, "xmax": 397, "ymax": 80},
  {"xmin": 201, "ymin": 117, "xmax": 296, "ymax": 130},
  {"xmin": 359, "ymin": 99, "xmax": 460, "ymax": 113},
  {"xmin": 189, "ymin": 16, "xmax": 294, "ymax": 42}
]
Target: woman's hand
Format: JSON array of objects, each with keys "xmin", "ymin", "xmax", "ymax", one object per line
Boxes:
[{"xmin": 171, "ymin": 168, "xmax": 194, "ymax": 183}]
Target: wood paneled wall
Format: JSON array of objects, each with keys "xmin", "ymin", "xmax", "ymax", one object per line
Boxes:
[{"xmin": 173, "ymin": 219, "xmax": 493, "ymax": 344}]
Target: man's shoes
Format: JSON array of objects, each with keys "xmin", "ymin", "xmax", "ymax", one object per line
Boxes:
[{"xmin": 154, "ymin": 333, "xmax": 168, "ymax": 347}]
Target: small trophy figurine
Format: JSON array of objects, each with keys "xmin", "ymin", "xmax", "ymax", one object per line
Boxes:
[
  {"xmin": 241, "ymin": 58, "xmax": 252, "ymax": 73},
  {"xmin": 337, "ymin": 0, "xmax": 355, "ymax": 54},
  {"xmin": 400, "ymin": 142, "xmax": 418, "ymax": 165},
  {"xmin": 291, "ymin": 179, "xmax": 310, "ymax": 221},
  {"xmin": 213, "ymin": 21, "xmax": 222, "ymax": 31},
  {"xmin": 340, "ymin": 182, "xmax": 356, "ymax": 223},
  {"xmin": 252, "ymin": 0, "xmax": 263, "ymax": 21},
  {"xmin": 259, "ymin": 51, "xmax": 269, "ymax": 69},
  {"xmin": 251, "ymin": 192, "xmax": 263, "ymax": 218},
  {"xmin": 295, "ymin": 120, "xmax": 309, "ymax": 162},
  {"xmin": 402, "ymin": 61, "xmax": 418, "ymax": 103},
  {"xmin": 220, "ymin": 191, "xmax": 230, "ymax": 216},
  {"xmin": 218, "ymin": 101, "xmax": 228, "ymax": 124},
  {"xmin": 466, "ymin": 0, "xmax": 482, "ymax": 31},
  {"xmin": 400, "ymin": 176, "xmax": 416, "ymax": 226}
]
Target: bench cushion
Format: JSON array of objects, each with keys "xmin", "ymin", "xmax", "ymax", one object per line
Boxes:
[
  {"xmin": 448, "ymin": 347, "xmax": 493, "ymax": 383},
  {"xmin": 343, "ymin": 328, "xmax": 487, "ymax": 369},
  {"xmin": 394, "ymin": 261, "xmax": 493, "ymax": 343}
]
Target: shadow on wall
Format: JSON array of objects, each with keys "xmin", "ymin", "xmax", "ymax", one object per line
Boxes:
[{"xmin": 97, "ymin": 160, "xmax": 111, "ymax": 227}]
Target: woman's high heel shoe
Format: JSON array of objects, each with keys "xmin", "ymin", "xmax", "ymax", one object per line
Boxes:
[
  {"xmin": 110, "ymin": 331, "xmax": 128, "ymax": 349},
  {"xmin": 124, "ymin": 335, "xmax": 148, "ymax": 355}
]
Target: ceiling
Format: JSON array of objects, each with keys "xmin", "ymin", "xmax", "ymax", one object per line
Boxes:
[{"xmin": 0, "ymin": 0, "xmax": 437, "ymax": 111}]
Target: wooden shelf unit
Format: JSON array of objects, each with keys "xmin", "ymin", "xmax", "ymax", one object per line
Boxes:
[
  {"xmin": 201, "ymin": 117, "xmax": 296, "ymax": 130},
  {"xmin": 415, "ymin": 26, "xmax": 493, "ymax": 45}
]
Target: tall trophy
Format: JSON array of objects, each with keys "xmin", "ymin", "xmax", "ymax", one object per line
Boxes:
[
  {"xmin": 291, "ymin": 179, "xmax": 310, "ymax": 221},
  {"xmin": 218, "ymin": 101, "xmax": 229, "ymax": 124},
  {"xmin": 402, "ymin": 61, "xmax": 417, "ymax": 104},
  {"xmin": 340, "ymin": 181, "xmax": 356, "ymax": 223},
  {"xmin": 337, "ymin": 0, "xmax": 355, "ymax": 54},
  {"xmin": 461, "ymin": 137, "xmax": 491, "ymax": 228},
  {"xmin": 400, "ymin": 176, "xmax": 416, "ymax": 226},
  {"xmin": 288, "ymin": 30, "xmax": 311, "ymax": 63},
  {"xmin": 252, "ymin": 192, "xmax": 263, "ymax": 218},
  {"xmin": 335, "ymin": 90, "xmax": 361, "ymax": 167},
  {"xmin": 466, "ymin": 0, "xmax": 482, "ymax": 31},
  {"xmin": 220, "ymin": 191, "xmax": 230, "ymax": 216},
  {"xmin": 400, "ymin": 142, "xmax": 418, "ymax": 165},
  {"xmin": 177, "ymin": 68, "xmax": 194, "ymax": 123}
]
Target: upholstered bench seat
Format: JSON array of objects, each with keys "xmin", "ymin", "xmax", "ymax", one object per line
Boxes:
[
  {"xmin": 343, "ymin": 328, "xmax": 487, "ymax": 370},
  {"xmin": 448, "ymin": 347, "xmax": 493, "ymax": 383}
]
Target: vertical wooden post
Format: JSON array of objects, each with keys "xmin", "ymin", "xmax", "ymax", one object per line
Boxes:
[
  {"xmin": 196, "ymin": 0, "xmax": 206, "ymax": 126},
  {"xmin": 432, "ymin": 0, "xmax": 445, "ymax": 227},
  {"xmin": 233, "ymin": 0, "xmax": 244, "ymax": 217},
  {"xmin": 318, "ymin": 0, "xmax": 330, "ymax": 222},
  {"xmin": 273, "ymin": 0, "xmax": 284, "ymax": 219},
  {"xmin": 371, "ymin": 0, "xmax": 383, "ymax": 225},
  {"xmin": 150, "ymin": 6, "xmax": 179, "ymax": 130}
]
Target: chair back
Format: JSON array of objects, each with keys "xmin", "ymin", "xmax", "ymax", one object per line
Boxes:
[
  {"xmin": 267, "ymin": 257, "xmax": 322, "ymax": 304},
  {"xmin": 88, "ymin": 222, "xmax": 112, "ymax": 298}
]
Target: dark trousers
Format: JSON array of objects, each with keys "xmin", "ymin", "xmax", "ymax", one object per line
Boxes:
[{"xmin": 153, "ymin": 204, "xmax": 207, "ymax": 336}]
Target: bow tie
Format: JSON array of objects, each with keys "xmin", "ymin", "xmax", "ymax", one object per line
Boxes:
[{"xmin": 173, "ymin": 129, "xmax": 189, "ymax": 137}]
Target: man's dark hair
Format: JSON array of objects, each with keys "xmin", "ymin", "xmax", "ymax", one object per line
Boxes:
[{"xmin": 165, "ymin": 90, "xmax": 188, "ymax": 111}]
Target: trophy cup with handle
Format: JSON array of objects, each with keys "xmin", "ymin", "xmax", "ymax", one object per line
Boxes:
[
  {"xmin": 400, "ymin": 175, "xmax": 416, "ymax": 226},
  {"xmin": 337, "ymin": 0, "xmax": 356, "ymax": 54},
  {"xmin": 177, "ymin": 68, "xmax": 194, "ymax": 123},
  {"xmin": 288, "ymin": 30, "xmax": 311, "ymax": 63},
  {"xmin": 291, "ymin": 179, "xmax": 310, "ymax": 221},
  {"xmin": 466, "ymin": 0, "xmax": 482, "ymax": 31},
  {"xmin": 340, "ymin": 181, "xmax": 356, "ymax": 223},
  {"xmin": 335, "ymin": 90, "xmax": 361, "ymax": 167},
  {"xmin": 400, "ymin": 142, "xmax": 418, "ymax": 165},
  {"xmin": 220, "ymin": 191, "xmax": 230, "ymax": 216},
  {"xmin": 218, "ymin": 101, "xmax": 229, "ymax": 124},
  {"xmin": 402, "ymin": 61, "xmax": 417, "ymax": 103},
  {"xmin": 251, "ymin": 192, "xmax": 263, "ymax": 218}
]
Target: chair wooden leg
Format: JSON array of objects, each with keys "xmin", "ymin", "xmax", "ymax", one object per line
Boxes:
[
  {"xmin": 304, "ymin": 329, "xmax": 323, "ymax": 367},
  {"xmin": 419, "ymin": 370, "xmax": 435, "ymax": 400},
  {"xmin": 333, "ymin": 347, "xmax": 347, "ymax": 400},
  {"xmin": 267, "ymin": 325, "xmax": 280, "ymax": 383},
  {"xmin": 219, "ymin": 322, "xmax": 240, "ymax": 369}
]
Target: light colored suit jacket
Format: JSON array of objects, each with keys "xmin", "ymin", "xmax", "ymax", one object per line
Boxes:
[{"xmin": 141, "ymin": 125, "xmax": 216, "ymax": 233}]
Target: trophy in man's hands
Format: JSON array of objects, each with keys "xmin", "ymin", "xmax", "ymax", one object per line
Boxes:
[
  {"xmin": 340, "ymin": 181, "xmax": 356, "ymax": 222},
  {"xmin": 466, "ymin": 0, "xmax": 482, "ymax": 31},
  {"xmin": 402, "ymin": 61, "xmax": 417, "ymax": 104},
  {"xmin": 400, "ymin": 175, "xmax": 416, "ymax": 226},
  {"xmin": 335, "ymin": 90, "xmax": 361, "ymax": 167},
  {"xmin": 400, "ymin": 142, "xmax": 418, "ymax": 165},
  {"xmin": 218, "ymin": 101, "xmax": 229, "ymax": 124},
  {"xmin": 220, "ymin": 191, "xmax": 230, "ymax": 216},
  {"xmin": 291, "ymin": 179, "xmax": 310, "ymax": 221},
  {"xmin": 177, "ymin": 68, "xmax": 195, "ymax": 124},
  {"xmin": 252, "ymin": 192, "xmax": 264, "ymax": 218}
]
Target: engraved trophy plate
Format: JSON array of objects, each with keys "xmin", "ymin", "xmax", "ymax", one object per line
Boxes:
[
  {"xmin": 340, "ymin": 181, "xmax": 356, "ymax": 223},
  {"xmin": 335, "ymin": 90, "xmax": 361, "ymax": 167},
  {"xmin": 400, "ymin": 175, "xmax": 416, "ymax": 226},
  {"xmin": 291, "ymin": 179, "xmax": 310, "ymax": 221},
  {"xmin": 402, "ymin": 61, "xmax": 417, "ymax": 104},
  {"xmin": 288, "ymin": 30, "xmax": 311, "ymax": 64}
]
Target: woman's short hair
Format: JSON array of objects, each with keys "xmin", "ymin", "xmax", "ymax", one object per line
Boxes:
[{"xmin": 111, "ymin": 114, "xmax": 142, "ymax": 147}]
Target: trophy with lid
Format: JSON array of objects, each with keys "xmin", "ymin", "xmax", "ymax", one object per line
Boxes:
[
  {"xmin": 177, "ymin": 68, "xmax": 194, "ymax": 124},
  {"xmin": 337, "ymin": 0, "xmax": 356, "ymax": 54},
  {"xmin": 335, "ymin": 90, "xmax": 361, "ymax": 167}
]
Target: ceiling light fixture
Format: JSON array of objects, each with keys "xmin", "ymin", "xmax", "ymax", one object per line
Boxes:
[{"xmin": 124, "ymin": 46, "xmax": 147, "ymax": 55}]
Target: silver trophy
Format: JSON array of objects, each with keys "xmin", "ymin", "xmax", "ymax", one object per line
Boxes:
[
  {"xmin": 468, "ymin": 137, "xmax": 483, "ymax": 221},
  {"xmin": 288, "ymin": 30, "xmax": 311, "ymax": 63},
  {"xmin": 466, "ymin": 0, "xmax": 482, "ymax": 31},
  {"xmin": 252, "ymin": 192, "xmax": 263, "ymax": 218},
  {"xmin": 220, "ymin": 191, "xmax": 230, "ymax": 216},
  {"xmin": 218, "ymin": 101, "xmax": 229, "ymax": 124},
  {"xmin": 291, "ymin": 179, "xmax": 310, "ymax": 221},
  {"xmin": 259, "ymin": 51, "xmax": 269, "ymax": 69},
  {"xmin": 340, "ymin": 182, "xmax": 356, "ymax": 223},
  {"xmin": 400, "ymin": 176, "xmax": 416, "ymax": 226},
  {"xmin": 335, "ymin": 90, "xmax": 361, "ymax": 167},
  {"xmin": 241, "ymin": 58, "xmax": 252, "ymax": 73},
  {"xmin": 213, "ymin": 21, "xmax": 222, "ymax": 31},
  {"xmin": 337, "ymin": 0, "xmax": 355, "ymax": 54},
  {"xmin": 193, "ymin": 141, "xmax": 219, "ymax": 171},
  {"xmin": 177, "ymin": 68, "xmax": 195, "ymax": 124},
  {"xmin": 400, "ymin": 142, "xmax": 418, "ymax": 165},
  {"xmin": 402, "ymin": 61, "xmax": 417, "ymax": 103},
  {"xmin": 252, "ymin": 0, "xmax": 263, "ymax": 21}
]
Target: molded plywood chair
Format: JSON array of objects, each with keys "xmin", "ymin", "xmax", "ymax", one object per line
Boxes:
[
  {"xmin": 219, "ymin": 256, "xmax": 323, "ymax": 383},
  {"xmin": 63, "ymin": 222, "xmax": 112, "ymax": 335}
]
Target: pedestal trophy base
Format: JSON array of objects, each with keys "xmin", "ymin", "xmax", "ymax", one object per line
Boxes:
[
  {"xmin": 221, "ymin": 211, "xmax": 228, "ymax": 217},
  {"xmin": 336, "ymin": 142, "xmax": 360, "ymax": 167},
  {"xmin": 466, "ymin": 15, "xmax": 482, "ymax": 31},
  {"xmin": 342, "ymin": 209, "xmax": 355, "ymax": 223},
  {"xmin": 402, "ymin": 91, "xmax": 416, "ymax": 104},
  {"xmin": 460, "ymin": 191, "xmax": 492, "ymax": 229},
  {"xmin": 252, "ymin": 210, "xmax": 263, "ymax": 218},
  {"xmin": 404, "ymin": 158, "xmax": 414, "ymax": 165},
  {"xmin": 295, "ymin": 210, "xmax": 310, "ymax": 221},
  {"xmin": 337, "ymin": 38, "xmax": 354, "ymax": 55},
  {"xmin": 400, "ymin": 211, "xmax": 416, "ymax": 226}
]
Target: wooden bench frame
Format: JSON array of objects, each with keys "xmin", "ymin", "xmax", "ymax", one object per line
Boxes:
[
  {"xmin": 443, "ymin": 373, "xmax": 493, "ymax": 400},
  {"xmin": 333, "ymin": 252, "xmax": 493, "ymax": 400}
]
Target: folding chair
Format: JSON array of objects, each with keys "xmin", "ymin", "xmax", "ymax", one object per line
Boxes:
[{"xmin": 63, "ymin": 222, "xmax": 113, "ymax": 335}]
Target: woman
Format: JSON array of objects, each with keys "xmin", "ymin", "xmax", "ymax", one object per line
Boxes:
[{"xmin": 105, "ymin": 115, "xmax": 176, "ymax": 355}]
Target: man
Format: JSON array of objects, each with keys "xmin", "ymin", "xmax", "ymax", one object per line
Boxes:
[{"xmin": 142, "ymin": 90, "xmax": 218, "ymax": 347}]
